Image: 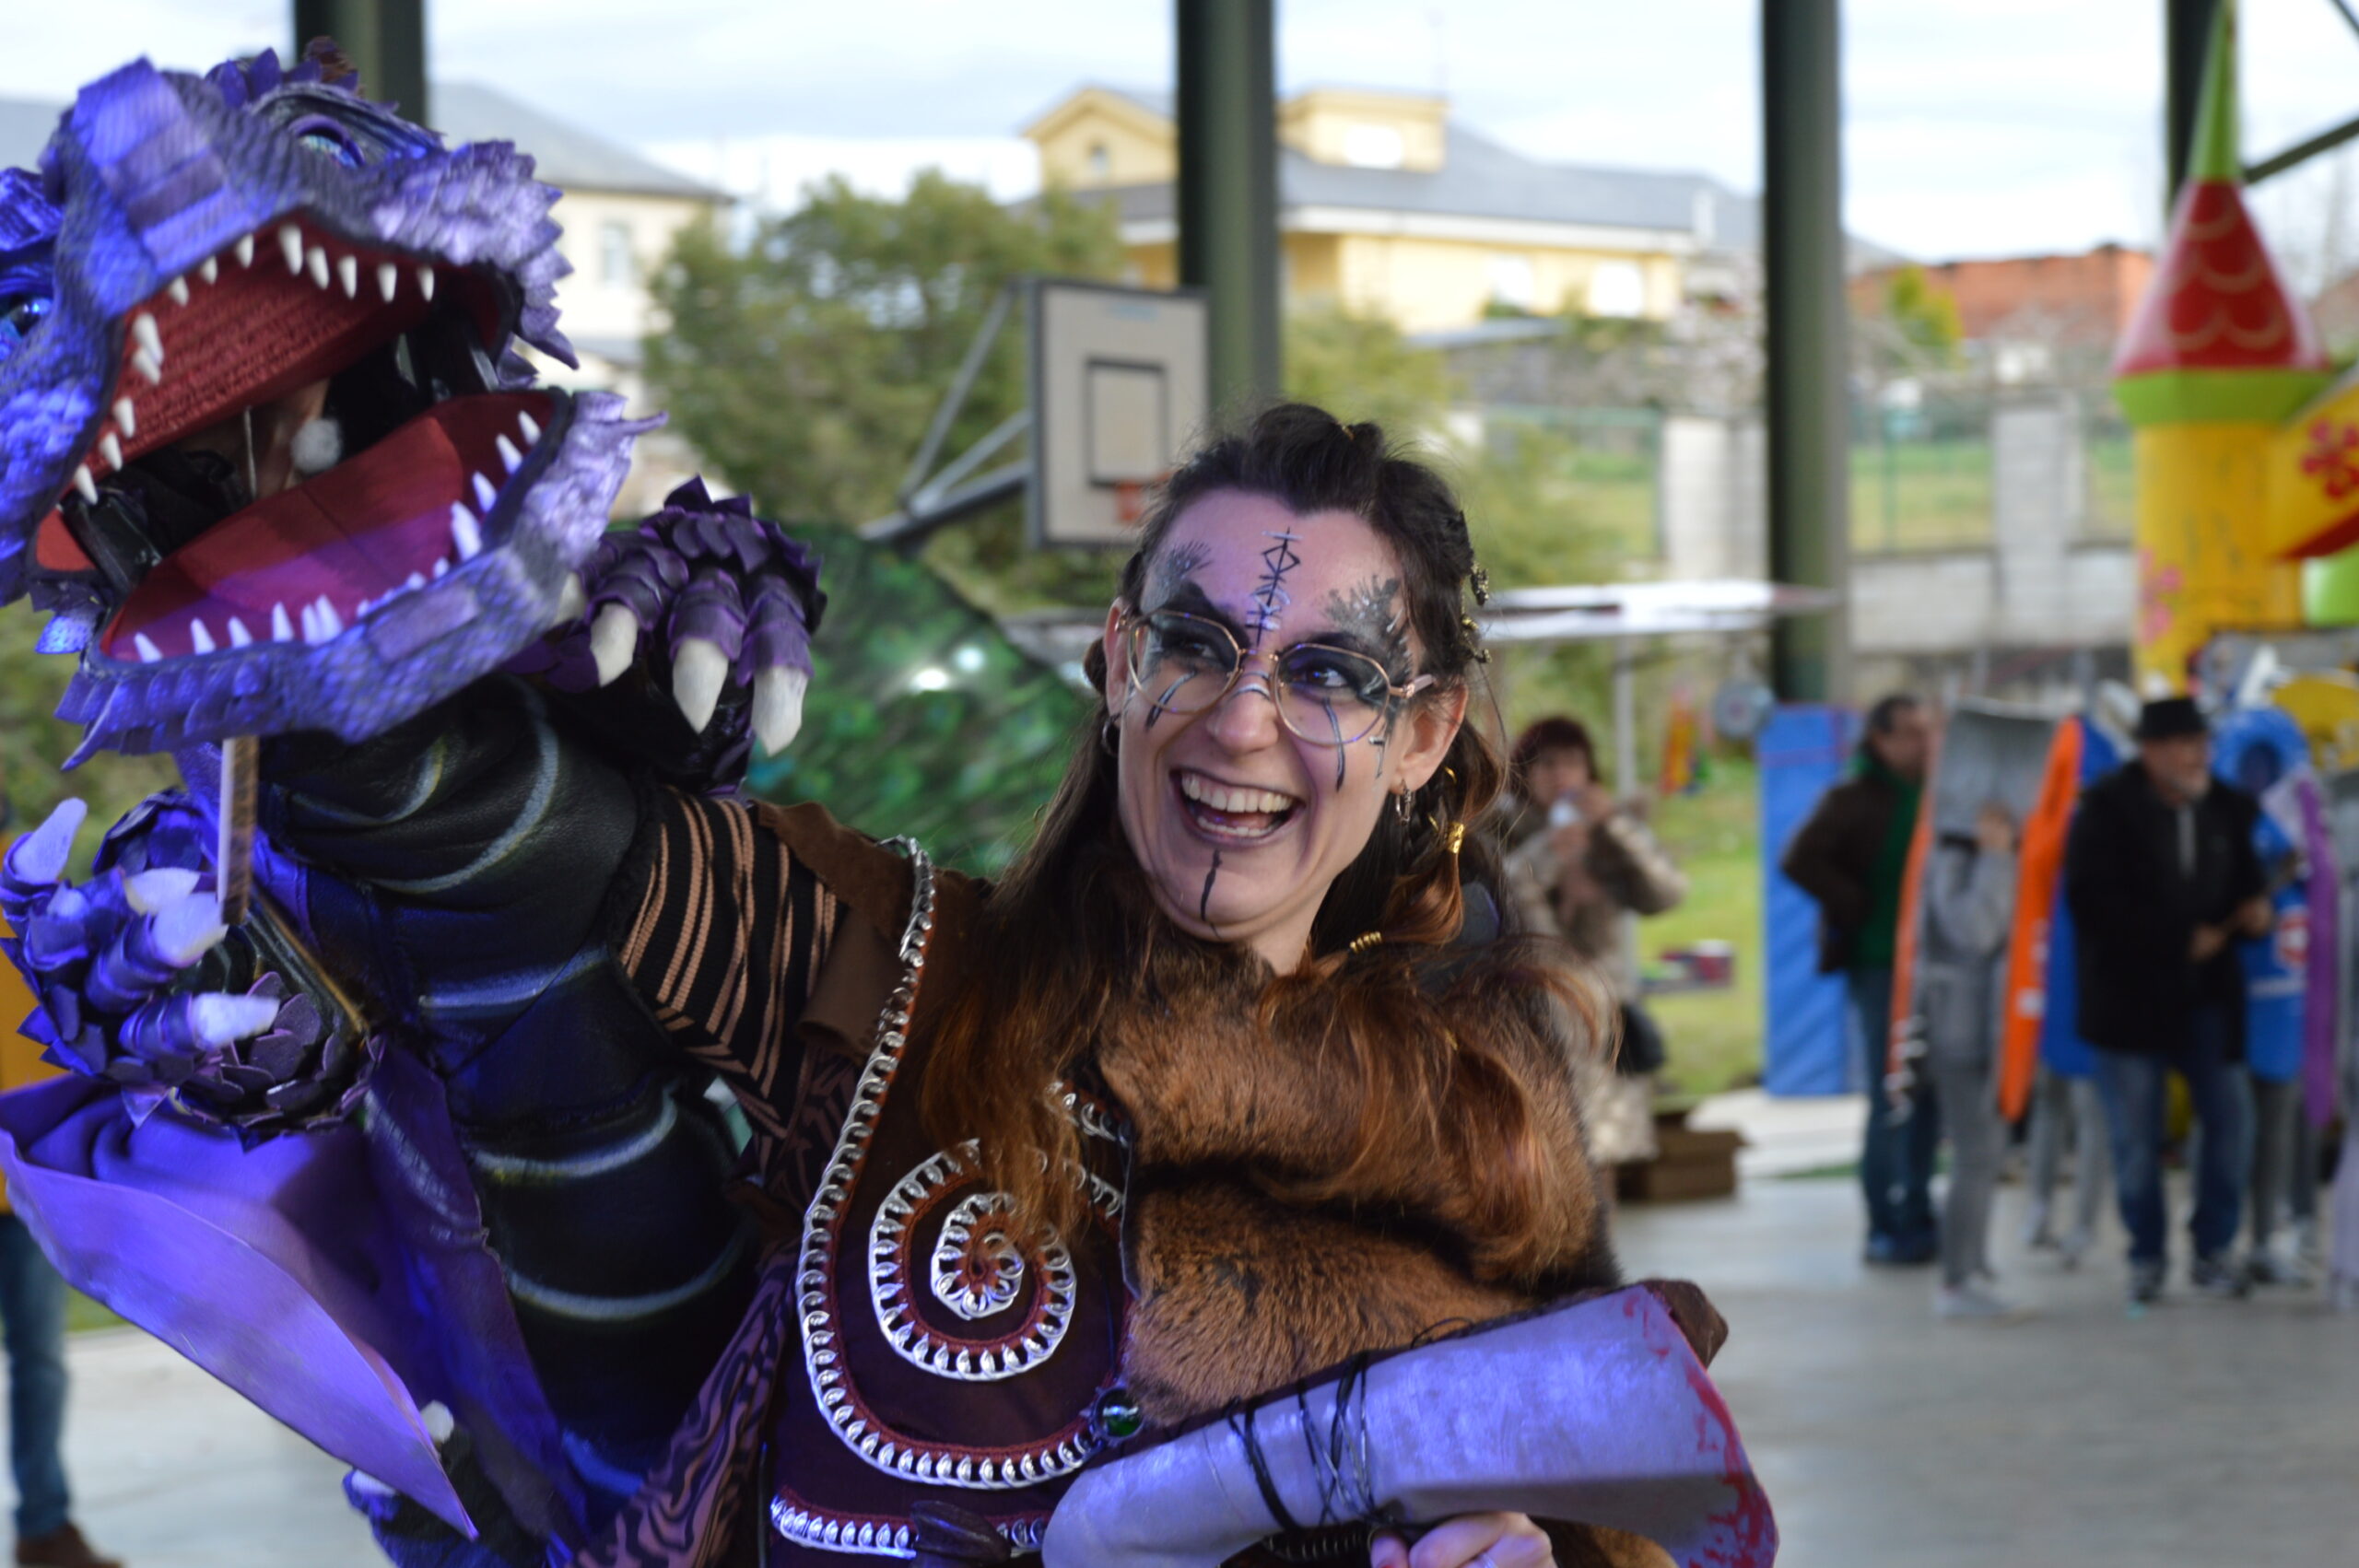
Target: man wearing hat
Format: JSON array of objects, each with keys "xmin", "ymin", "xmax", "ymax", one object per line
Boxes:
[{"xmin": 2064, "ymin": 696, "xmax": 2272, "ymax": 1306}]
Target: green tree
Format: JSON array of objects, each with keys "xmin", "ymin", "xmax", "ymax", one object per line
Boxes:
[
  {"xmin": 1284, "ymin": 304, "xmax": 1461, "ymax": 439},
  {"xmin": 1883, "ymin": 264, "xmax": 1965, "ymax": 360},
  {"xmin": 0, "ymin": 613, "xmax": 177, "ymax": 871}
]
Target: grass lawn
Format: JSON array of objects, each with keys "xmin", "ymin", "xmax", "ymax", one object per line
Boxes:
[
  {"xmin": 1634, "ymin": 755, "xmax": 1765, "ymax": 1103},
  {"xmin": 1850, "ymin": 439, "xmax": 1992, "ymax": 553}
]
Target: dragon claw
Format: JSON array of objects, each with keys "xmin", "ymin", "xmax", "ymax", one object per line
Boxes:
[
  {"xmin": 188, "ymin": 991, "xmax": 281, "ymax": 1047},
  {"xmin": 672, "ymin": 638, "xmax": 728, "ymax": 734},
  {"xmin": 149, "ymin": 891, "xmax": 229, "ymax": 967},
  {"xmin": 6, "ymin": 799, "xmax": 87, "ymax": 891},
  {"xmin": 751, "ymin": 667, "xmax": 808, "ymax": 756},
  {"xmin": 589, "ymin": 602, "xmax": 640, "ymax": 687},
  {"xmin": 554, "ymin": 572, "xmax": 588, "ymax": 627},
  {"xmin": 123, "ymin": 867, "xmax": 202, "ymax": 915}
]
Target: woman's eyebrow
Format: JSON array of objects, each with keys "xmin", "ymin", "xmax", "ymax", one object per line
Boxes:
[{"xmin": 1145, "ymin": 577, "xmax": 1250, "ymax": 639}]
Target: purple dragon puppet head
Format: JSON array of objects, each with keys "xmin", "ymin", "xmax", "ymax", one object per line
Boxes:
[{"xmin": 0, "ymin": 41, "xmax": 652, "ymax": 760}]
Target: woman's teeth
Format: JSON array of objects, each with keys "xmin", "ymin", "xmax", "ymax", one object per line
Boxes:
[
  {"xmin": 1178, "ymin": 772, "xmax": 1297, "ymax": 815},
  {"xmin": 1177, "ymin": 771, "xmax": 1299, "ymax": 840}
]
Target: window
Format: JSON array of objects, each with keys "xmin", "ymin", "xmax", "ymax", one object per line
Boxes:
[
  {"xmin": 1485, "ymin": 253, "xmax": 1536, "ymax": 311},
  {"xmin": 1587, "ymin": 261, "xmax": 1645, "ymax": 318},
  {"xmin": 1340, "ymin": 123, "xmax": 1406, "ymax": 169},
  {"xmin": 1087, "ymin": 141, "xmax": 1111, "ymax": 181},
  {"xmin": 599, "ymin": 220, "xmax": 637, "ymax": 287}
]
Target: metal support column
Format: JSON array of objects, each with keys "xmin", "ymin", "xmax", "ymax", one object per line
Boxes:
[
  {"xmin": 1761, "ymin": 0, "xmax": 1851, "ymax": 703},
  {"xmin": 2165, "ymin": 0, "xmax": 2225, "ymax": 207},
  {"xmin": 295, "ymin": 0, "xmax": 428, "ymax": 128},
  {"xmin": 1175, "ymin": 0, "xmax": 1281, "ymax": 413}
]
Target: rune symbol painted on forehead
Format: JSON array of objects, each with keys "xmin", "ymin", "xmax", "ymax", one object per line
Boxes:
[{"xmin": 1247, "ymin": 529, "xmax": 1302, "ymax": 648}]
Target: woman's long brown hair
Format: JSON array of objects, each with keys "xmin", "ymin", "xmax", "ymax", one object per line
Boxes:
[{"xmin": 920, "ymin": 404, "xmax": 1606, "ymax": 1281}]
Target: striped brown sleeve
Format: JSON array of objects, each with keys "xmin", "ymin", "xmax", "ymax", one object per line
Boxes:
[{"xmin": 616, "ymin": 789, "xmax": 839, "ymax": 1136}]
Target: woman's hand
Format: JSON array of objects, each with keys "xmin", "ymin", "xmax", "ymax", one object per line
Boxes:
[{"xmin": 1371, "ymin": 1513, "xmax": 1555, "ymax": 1568}]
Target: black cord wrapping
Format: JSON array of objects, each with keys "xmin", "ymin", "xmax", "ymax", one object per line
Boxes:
[{"xmin": 1233, "ymin": 1350, "xmax": 1405, "ymax": 1557}]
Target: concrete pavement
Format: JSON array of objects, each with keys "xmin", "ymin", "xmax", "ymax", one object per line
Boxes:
[{"xmin": 1618, "ymin": 1175, "xmax": 2358, "ymax": 1568}]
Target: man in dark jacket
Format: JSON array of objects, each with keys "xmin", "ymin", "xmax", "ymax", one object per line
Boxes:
[
  {"xmin": 1782, "ymin": 693, "xmax": 1939, "ymax": 1264},
  {"xmin": 2063, "ymin": 696, "xmax": 2270, "ymax": 1305}
]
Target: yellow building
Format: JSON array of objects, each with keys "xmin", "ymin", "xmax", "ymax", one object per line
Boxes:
[{"xmin": 1022, "ymin": 85, "xmax": 1753, "ymax": 334}]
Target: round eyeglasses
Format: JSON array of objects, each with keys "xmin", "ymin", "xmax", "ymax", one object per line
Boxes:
[{"xmin": 1121, "ymin": 609, "xmax": 1432, "ymax": 747}]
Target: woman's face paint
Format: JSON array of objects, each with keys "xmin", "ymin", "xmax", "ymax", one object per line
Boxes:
[{"xmin": 1100, "ymin": 490, "xmax": 1467, "ymax": 972}]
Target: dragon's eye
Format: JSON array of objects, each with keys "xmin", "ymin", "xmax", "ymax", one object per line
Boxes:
[
  {"xmin": 0, "ymin": 294, "xmax": 50, "ymax": 346},
  {"xmin": 295, "ymin": 123, "xmax": 363, "ymax": 169}
]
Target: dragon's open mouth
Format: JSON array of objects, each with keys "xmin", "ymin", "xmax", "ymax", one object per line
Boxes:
[{"xmin": 36, "ymin": 214, "xmax": 568, "ymax": 668}]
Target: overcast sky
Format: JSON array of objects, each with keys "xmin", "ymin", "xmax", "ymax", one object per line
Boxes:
[{"xmin": 11, "ymin": 2, "xmax": 2359, "ymax": 270}]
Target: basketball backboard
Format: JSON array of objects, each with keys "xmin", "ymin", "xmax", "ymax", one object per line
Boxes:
[{"xmin": 1029, "ymin": 277, "xmax": 1208, "ymax": 549}]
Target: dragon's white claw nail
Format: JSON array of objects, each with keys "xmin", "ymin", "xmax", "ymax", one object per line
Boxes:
[
  {"xmin": 753, "ymin": 667, "xmax": 808, "ymax": 756},
  {"xmin": 153, "ymin": 892, "xmax": 228, "ymax": 966},
  {"xmin": 589, "ymin": 603, "xmax": 639, "ymax": 686},
  {"xmin": 190, "ymin": 993, "xmax": 279, "ymax": 1047},
  {"xmin": 124, "ymin": 868, "xmax": 202, "ymax": 916},
  {"xmin": 7, "ymin": 799, "xmax": 87, "ymax": 885},
  {"xmin": 347, "ymin": 1470, "xmax": 394, "ymax": 1500},
  {"xmin": 673, "ymin": 638, "xmax": 727, "ymax": 734},
  {"xmin": 554, "ymin": 573, "xmax": 587, "ymax": 626},
  {"xmin": 420, "ymin": 1401, "xmax": 456, "ymax": 1444}
]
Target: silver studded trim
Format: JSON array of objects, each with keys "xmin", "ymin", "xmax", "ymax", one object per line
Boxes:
[
  {"xmin": 769, "ymin": 1495, "xmax": 1050, "ymax": 1559},
  {"xmin": 931, "ymin": 1188, "xmax": 1032, "ymax": 1320},
  {"xmin": 793, "ymin": 843, "xmax": 1104, "ymax": 1489}
]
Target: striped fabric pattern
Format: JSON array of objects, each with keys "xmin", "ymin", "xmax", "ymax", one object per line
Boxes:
[{"xmin": 620, "ymin": 790, "xmax": 839, "ymax": 1143}]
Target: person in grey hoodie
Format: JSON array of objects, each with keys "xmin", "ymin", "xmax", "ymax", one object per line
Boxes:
[{"xmin": 1918, "ymin": 802, "xmax": 2024, "ymax": 1320}]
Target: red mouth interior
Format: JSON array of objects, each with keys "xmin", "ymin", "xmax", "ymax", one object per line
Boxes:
[
  {"xmin": 100, "ymin": 390, "xmax": 553, "ymax": 661},
  {"xmin": 18, "ymin": 213, "xmax": 544, "ymax": 664}
]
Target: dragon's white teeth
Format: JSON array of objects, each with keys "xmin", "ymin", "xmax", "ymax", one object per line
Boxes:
[
  {"xmin": 132, "ymin": 312, "xmax": 164, "ymax": 362},
  {"xmin": 299, "ymin": 602, "xmax": 317, "ymax": 642},
  {"xmin": 98, "ymin": 432, "xmax": 123, "ymax": 471},
  {"xmin": 133, "ymin": 632, "xmax": 162, "ymax": 662},
  {"xmin": 406, "ymin": 570, "xmax": 428, "ymax": 591},
  {"xmin": 112, "ymin": 398, "xmax": 135, "ymax": 438},
  {"xmin": 376, "ymin": 262, "xmax": 398, "ymax": 302},
  {"xmin": 305, "ymin": 246, "xmax": 330, "ymax": 290},
  {"xmin": 132, "ymin": 347, "xmax": 162, "ymax": 385},
  {"xmin": 166, "ymin": 275, "xmax": 189, "ymax": 307},
  {"xmin": 198, "ymin": 257, "xmax": 218, "ymax": 285},
  {"xmin": 315, "ymin": 596, "xmax": 344, "ymax": 638},
  {"xmin": 336, "ymin": 254, "xmax": 358, "ymax": 298},
  {"xmin": 450, "ymin": 502, "xmax": 483, "ymax": 560},
  {"xmin": 271, "ymin": 602, "xmax": 294, "ymax": 641},
  {"xmin": 227, "ymin": 616, "xmax": 252, "ymax": 648},
  {"xmin": 432, "ymin": 556, "xmax": 450, "ymax": 578},
  {"xmin": 416, "ymin": 266, "xmax": 435, "ymax": 301},
  {"xmin": 235, "ymin": 234, "xmax": 255, "ymax": 268},
  {"xmin": 278, "ymin": 224, "xmax": 303, "ymax": 275},
  {"xmin": 516, "ymin": 411, "xmax": 542, "ymax": 446},
  {"xmin": 495, "ymin": 434, "xmax": 522, "ymax": 474},
  {"xmin": 71, "ymin": 466, "xmax": 98, "ymax": 504},
  {"xmin": 470, "ymin": 471, "xmax": 498, "ymax": 511},
  {"xmin": 189, "ymin": 618, "xmax": 215, "ymax": 654}
]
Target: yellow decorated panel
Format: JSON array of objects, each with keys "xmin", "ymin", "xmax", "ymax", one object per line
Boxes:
[
  {"xmin": 2134, "ymin": 423, "xmax": 2304, "ymax": 690},
  {"xmin": 2265, "ymin": 370, "xmax": 2359, "ymax": 560}
]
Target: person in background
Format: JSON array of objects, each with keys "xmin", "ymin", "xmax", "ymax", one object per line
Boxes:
[
  {"xmin": 2022, "ymin": 1065, "xmax": 2110, "ymax": 1270},
  {"xmin": 1919, "ymin": 802, "xmax": 2024, "ymax": 1320},
  {"xmin": 0, "ymin": 795, "xmax": 121, "ymax": 1568},
  {"xmin": 1781, "ymin": 693, "xmax": 1940, "ymax": 1265},
  {"xmin": 2064, "ymin": 696, "xmax": 2270, "ymax": 1307},
  {"xmin": 1503, "ymin": 717, "xmax": 1687, "ymax": 1171}
]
